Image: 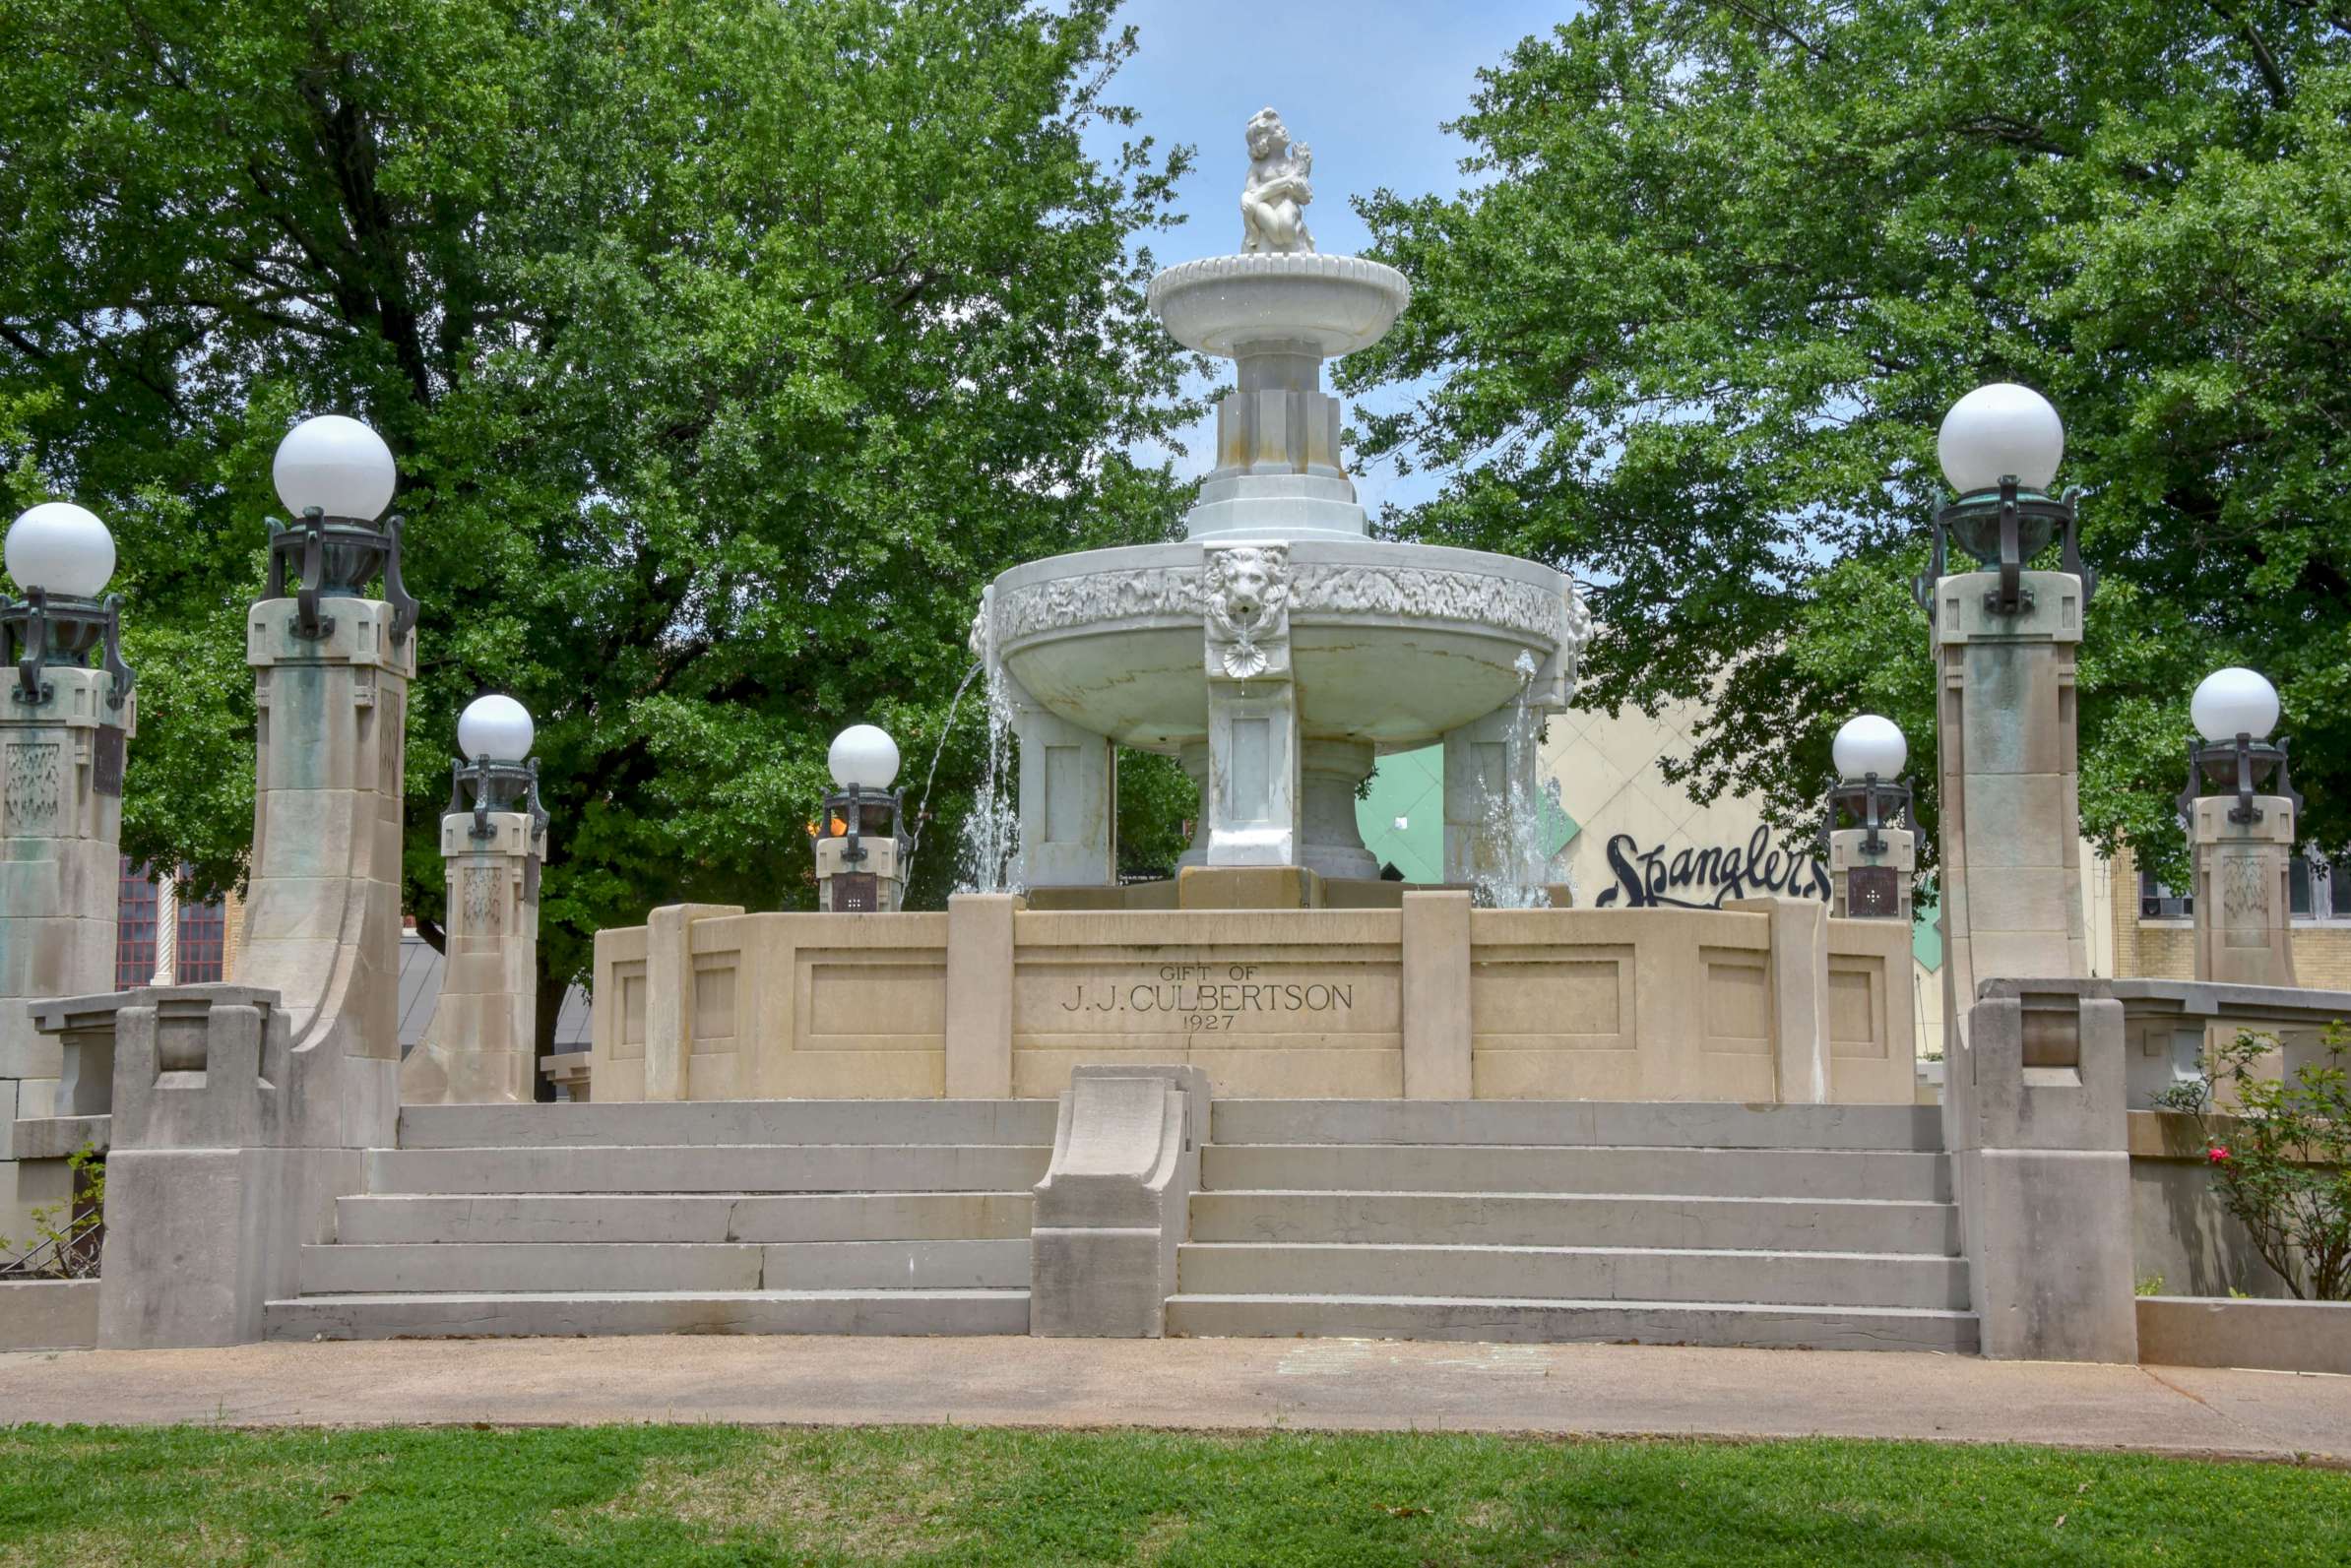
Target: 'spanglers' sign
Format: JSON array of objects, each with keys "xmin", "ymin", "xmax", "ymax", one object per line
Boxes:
[{"xmin": 1593, "ymin": 826, "xmax": 1831, "ymax": 909}]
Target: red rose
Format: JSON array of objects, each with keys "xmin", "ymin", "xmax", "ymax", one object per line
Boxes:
[{"xmin": 2207, "ymin": 1146, "xmax": 2230, "ymax": 1163}]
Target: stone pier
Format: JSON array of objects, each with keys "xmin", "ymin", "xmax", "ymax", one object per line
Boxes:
[
  {"xmin": 97, "ymin": 590, "xmax": 413, "ymax": 1346},
  {"xmin": 2190, "ymin": 790, "xmax": 2297, "ymax": 988},
  {"xmin": 0, "ymin": 660, "xmax": 130, "ymax": 1242},
  {"xmin": 1932, "ymin": 566, "xmax": 2090, "ymax": 1058},
  {"xmin": 399, "ymin": 784, "xmax": 548, "ymax": 1104}
]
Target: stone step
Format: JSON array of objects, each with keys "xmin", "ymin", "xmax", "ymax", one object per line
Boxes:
[
  {"xmin": 364, "ymin": 1144, "xmax": 1051, "ymax": 1196},
  {"xmin": 1210, "ymin": 1099, "xmax": 1944, "ymax": 1152},
  {"xmin": 397, "ymin": 1099, "xmax": 1058, "ymax": 1150},
  {"xmin": 298, "ymin": 1239, "xmax": 1030, "ymax": 1294},
  {"xmin": 1165, "ymin": 1293, "xmax": 1978, "ymax": 1352},
  {"xmin": 1187, "ymin": 1190, "xmax": 1958, "ymax": 1254},
  {"xmin": 1199, "ymin": 1145, "xmax": 1949, "ymax": 1202},
  {"xmin": 337, "ymin": 1191, "xmax": 1036, "ymax": 1245},
  {"xmin": 266, "ymin": 1288, "xmax": 1031, "ymax": 1341},
  {"xmin": 1176, "ymin": 1242, "xmax": 1967, "ymax": 1311}
]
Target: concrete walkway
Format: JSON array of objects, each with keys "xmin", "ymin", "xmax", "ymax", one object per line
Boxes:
[{"xmin": 3, "ymin": 1337, "xmax": 2346, "ymax": 1464}]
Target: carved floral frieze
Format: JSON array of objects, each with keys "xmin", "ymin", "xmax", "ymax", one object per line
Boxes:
[{"xmin": 990, "ymin": 559, "xmax": 1591, "ymax": 658}]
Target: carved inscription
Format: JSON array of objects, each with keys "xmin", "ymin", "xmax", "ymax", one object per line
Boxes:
[
  {"xmin": 1057, "ymin": 961, "xmax": 1355, "ymax": 1034},
  {"xmin": 3, "ymin": 741, "xmax": 63, "ymax": 832}
]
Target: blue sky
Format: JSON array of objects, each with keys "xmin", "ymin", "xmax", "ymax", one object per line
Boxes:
[{"xmin": 1081, "ymin": 0, "xmax": 1578, "ymax": 514}]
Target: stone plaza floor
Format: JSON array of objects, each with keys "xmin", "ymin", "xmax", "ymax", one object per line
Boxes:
[{"xmin": 2, "ymin": 1336, "xmax": 2342, "ymax": 1465}]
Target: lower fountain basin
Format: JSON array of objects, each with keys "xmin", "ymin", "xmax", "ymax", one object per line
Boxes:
[{"xmin": 983, "ymin": 537, "xmax": 1581, "ymax": 752}]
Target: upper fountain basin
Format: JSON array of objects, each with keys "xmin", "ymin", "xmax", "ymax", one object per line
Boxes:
[
  {"xmin": 1148, "ymin": 254, "xmax": 1411, "ymax": 359},
  {"xmin": 983, "ymin": 536, "xmax": 1585, "ymax": 752}
]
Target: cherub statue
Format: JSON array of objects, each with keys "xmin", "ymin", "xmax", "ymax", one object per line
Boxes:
[{"xmin": 1239, "ymin": 108, "xmax": 1314, "ymax": 255}]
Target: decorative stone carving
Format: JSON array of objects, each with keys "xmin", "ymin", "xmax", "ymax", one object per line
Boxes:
[
  {"xmin": 992, "ymin": 562, "xmax": 1591, "ymax": 657},
  {"xmin": 3, "ymin": 740, "xmax": 62, "ymax": 831},
  {"xmin": 1288, "ymin": 563, "xmax": 1579, "ymax": 650},
  {"xmin": 463, "ymin": 865, "xmax": 502, "ymax": 934},
  {"xmin": 2221, "ymin": 850, "xmax": 2268, "ymax": 922},
  {"xmin": 1240, "ymin": 108, "xmax": 1314, "ymax": 255},
  {"xmin": 996, "ymin": 570, "xmax": 1200, "ymax": 643},
  {"xmin": 1203, "ymin": 543, "xmax": 1292, "ymax": 678}
]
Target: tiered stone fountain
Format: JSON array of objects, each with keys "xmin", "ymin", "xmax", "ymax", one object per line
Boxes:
[{"xmin": 976, "ymin": 111, "xmax": 1591, "ymax": 898}]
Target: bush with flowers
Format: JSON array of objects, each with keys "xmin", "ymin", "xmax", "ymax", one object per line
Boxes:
[{"xmin": 2154, "ymin": 1023, "xmax": 2350, "ymax": 1300}]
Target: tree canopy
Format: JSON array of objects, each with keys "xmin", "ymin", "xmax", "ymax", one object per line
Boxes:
[
  {"xmin": 1343, "ymin": 0, "xmax": 2351, "ymax": 880},
  {"xmin": 0, "ymin": 0, "xmax": 1198, "ymax": 1036}
]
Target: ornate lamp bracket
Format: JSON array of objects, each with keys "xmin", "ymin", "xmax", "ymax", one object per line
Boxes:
[
  {"xmin": 1923, "ymin": 477, "xmax": 2088, "ymax": 618},
  {"xmin": 1826, "ymin": 772, "xmax": 1914, "ymax": 858},
  {"xmin": 453, "ymin": 753, "xmax": 548, "ymax": 842},
  {"xmin": 2180, "ymin": 733, "xmax": 2301, "ymax": 827},
  {"xmin": 259, "ymin": 507, "xmax": 416, "ymax": 644},
  {"xmin": 8, "ymin": 586, "xmax": 51, "ymax": 707},
  {"xmin": 98, "ymin": 595, "xmax": 133, "ymax": 711},
  {"xmin": 3, "ymin": 588, "xmax": 132, "ymax": 711}
]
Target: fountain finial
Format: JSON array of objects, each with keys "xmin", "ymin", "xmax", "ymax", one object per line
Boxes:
[{"xmin": 1240, "ymin": 107, "xmax": 1315, "ymax": 254}]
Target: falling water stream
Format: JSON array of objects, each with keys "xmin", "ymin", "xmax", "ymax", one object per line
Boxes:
[
  {"xmin": 953, "ymin": 660, "xmax": 1024, "ymax": 895},
  {"xmin": 1472, "ymin": 650, "xmax": 1553, "ymax": 909},
  {"xmin": 898, "ymin": 658, "xmax": 986, "ymax": 894}
]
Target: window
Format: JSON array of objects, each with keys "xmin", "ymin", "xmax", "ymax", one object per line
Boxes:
[
  {"xmin": 2291, "ymin": 856, "xmax": 2317, "ymax": 918},
  {"xmin": 114, "ymin": 857, "xmax": 158, "ymax": 987},
  {"xmin": 114, "ymin": 861, "xmax": 228, "ymax": 984},
  {"xmin": 177, "ymin": 892, "xmax": 226, "ymax": 982},
  {"xmin": 2138, "ymin": 869, "xmax": 2192, "ymax": 920}
]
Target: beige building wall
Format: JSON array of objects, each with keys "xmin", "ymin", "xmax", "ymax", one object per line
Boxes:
[
  {"xmin": 2111, "ymin": 844, "xmax": 2351, "ymax": 987},
  {"xmin": 1542, "ymin": 691, "xmax": 2118, "ymax": 1067}
]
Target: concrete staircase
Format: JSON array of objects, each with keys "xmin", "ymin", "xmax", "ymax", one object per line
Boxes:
[
  {"xmin": 1165, "ymin": 1100, "xmax": 1977, "ymax": 1352},
  {"xmin": 265, "ymin": 1100, "xmax": 1050, "ymax": 1340}
]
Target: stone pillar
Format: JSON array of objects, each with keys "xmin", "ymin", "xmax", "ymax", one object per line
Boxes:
[
  {"xmin": 151, "ymin": 872, "xmax": 177, "ymax": 984},
  {"xmin": 1299, "ymin": 738, "xmax": 1378, "ymax": 883},
  {"xmin": 1932, "ymin": 567, "xmax": 2089, "ymax": 1064},
  {"xmin": 0, "ymin": 661, "xmax": 130, "ymax": 1243},
  {"xmin": 945, "ymin": 893, "xmax": 1018, "ymax": 1098},
  {"xmin": 640, "ymin": 902, "xmax": 743, "ymax": 1102},
  {"xmin": 399, "ymin": 802, "xmax": 547, "ymax": 1104},
  {"xmin": 1943, "ymin": 978, "xmax": 2136, "ymax": 1361},
  {"xmin": 1828, "ymin": 826, "xmax": 1917, "ymax": 921},
  {"xmin": 1441, "ymin": 702, "xmax": 1541, "ymax": 886},
  {"xmin": 1012, "ymin": 682, "xmax": 1116, "ymax": 889},
  {"xmin": 1400, "ymin": 892, "xmax": 1472, "ymax": 1098},
  {"xmin": 1724, "ymin": 896, "xmax": 1832, "ymax": 1105},
  {"xmin": 1201, "ymin": 539, "xmax": 1301, "ymax": 868},
  {"xmin": 97, "ymin": 592, "xmax": 415, "ymax": 1348},
  {"xmin": 2191, "ymin": 793, "xmax": 2296, "ymax": 988}
]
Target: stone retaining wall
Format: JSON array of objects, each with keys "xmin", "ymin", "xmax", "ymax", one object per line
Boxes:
[{"xmin": 589, "ymin": 895, "xmax": 1914, "ymax": 1103}]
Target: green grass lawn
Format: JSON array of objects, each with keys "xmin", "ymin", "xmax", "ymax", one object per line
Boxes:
[{"xmin": 1, "ymin": 1424, "xmax": 2344, "ymax": 1566}]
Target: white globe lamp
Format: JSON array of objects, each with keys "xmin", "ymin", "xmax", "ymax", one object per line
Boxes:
[
  {"xmin": 2191, "ymin": 667, "xmax": 2278, "ymax": 744},
  {"xmin": 1938, "ymin": 383, "xmax": 2065, "ymax": 494},
  {"xmin": 458, "ymin": 694, "xmax": 536, "ymax": 763},
  {"xmin": 5, "ymin": 502, "xmax": 116, "ymax": 598},
  {"xmin": 829, "ymin": 724, "xmax": 900, "ymax": 791},
  {"xmin": 1833, "ymin": 714, "xmax": 1908, "ymax": 783},
  {"xmin": 273, "ymin": 414, "xmax": 398, "ymax": 522}
]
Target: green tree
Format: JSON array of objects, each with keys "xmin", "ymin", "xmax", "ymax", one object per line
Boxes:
[
  {"xmin": 1344, "ymin": 1, "xmax": 2351, "ymax": 878},
  {"xmin": 0, "ymin": 0, "xmax": 1195, "ymax": 1067}
]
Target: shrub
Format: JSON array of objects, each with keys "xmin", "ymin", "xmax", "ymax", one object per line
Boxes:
[
  {"xmin": 0, "ymin": 1141, "xmax": 104, "ymax": 1281},
  {"xmin": 2155, "ymin": 1025, "xmax": 2350, "ymax": 1300}
]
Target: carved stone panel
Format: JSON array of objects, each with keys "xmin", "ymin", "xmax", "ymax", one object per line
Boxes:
[
  {"xmin": 461, "ymin": 865, "xmax": 503, "ymax": 936},
  {"xmin": 3, "ymin": 740, "xmax": 63, "ymax": 834}
]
